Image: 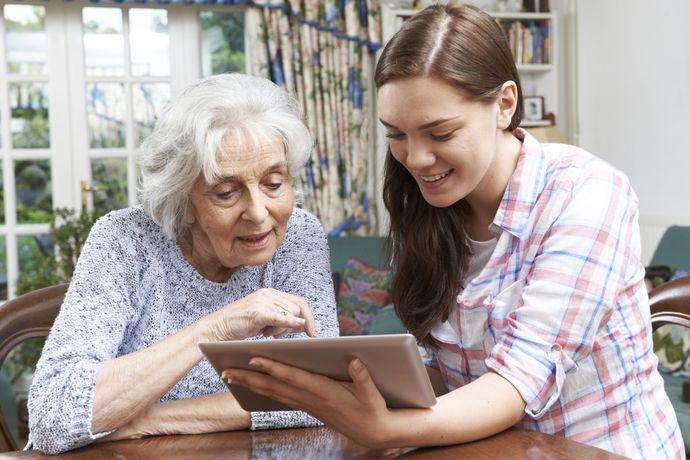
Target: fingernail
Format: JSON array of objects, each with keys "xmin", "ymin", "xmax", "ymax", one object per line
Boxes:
[
  {"xmin": 226, "ymin": 377, "xmax": 232, "ymax": 384},
  {"xmin": 249, "ymin": 358, "xmax": 261, "ymax": 367}
]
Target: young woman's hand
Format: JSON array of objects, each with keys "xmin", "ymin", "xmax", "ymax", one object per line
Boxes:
[
  {"xmin": 221, "ymin": 357, "xmax": 407, "ymax": 448},
  {"xmin": 200, "ymin": 288, "xmax": 316, "ymax": 341}
]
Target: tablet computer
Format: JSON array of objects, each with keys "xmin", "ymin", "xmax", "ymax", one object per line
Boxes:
[{"xmin": 199, "ymin": 333, "xmax": 437, "ymax": 412}]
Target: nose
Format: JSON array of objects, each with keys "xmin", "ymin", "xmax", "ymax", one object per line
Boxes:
[
  {"xmin": 241, "ymin": 188, "xmax": 269, "ymax": 223},
  {"xmin": 404, "ymin": 139, "xmax": 436, "ymax": 170}
]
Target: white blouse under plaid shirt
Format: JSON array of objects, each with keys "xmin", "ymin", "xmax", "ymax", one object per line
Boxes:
[{"xmin": 424, "ymin": 129, "xmax": 684, "ymax": 459}]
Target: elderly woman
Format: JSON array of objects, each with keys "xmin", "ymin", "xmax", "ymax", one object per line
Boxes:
[{"xmin": 27, "ymin": 74, "xmax": 338, "ymax": 454}]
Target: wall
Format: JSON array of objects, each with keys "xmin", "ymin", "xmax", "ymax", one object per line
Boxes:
[{"xmin": 576, "ymin": 0, "xmax": 690, "ymax": 264}]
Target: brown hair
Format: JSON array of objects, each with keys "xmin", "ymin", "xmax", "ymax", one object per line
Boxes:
[{"xmin": 375, "ymin": 4, "xmax": 523, "ymax": 347}]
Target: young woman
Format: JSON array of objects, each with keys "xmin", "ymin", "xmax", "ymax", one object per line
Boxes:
[{"xmin": 223, "ymin": 5, "xmax": 684, "ymax": 458}]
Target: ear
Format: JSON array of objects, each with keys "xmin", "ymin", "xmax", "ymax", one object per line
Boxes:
[
  {"xmin": 496, "ymin": 81, "xmax": 518, "ymax": 130},
  {"xmin": 183, "ymin": 198, "xmax": 197, "ymax": 225}
]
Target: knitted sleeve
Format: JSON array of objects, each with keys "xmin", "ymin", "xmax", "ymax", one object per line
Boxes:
[{"xmin": 27, "ymin": 213, "xmax": 139, "ymax": 454}]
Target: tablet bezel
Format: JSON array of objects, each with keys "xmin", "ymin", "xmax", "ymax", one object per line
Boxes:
[{"xmin": 199, "ymin": 333, "xmax": 437, "ymax": 412}]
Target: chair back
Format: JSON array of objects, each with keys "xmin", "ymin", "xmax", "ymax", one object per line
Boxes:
[
  {"xmin": 649, "ymin": 275, "xmax": 690, "ymax": 331},
  {"xmin": 0, "ymin": 284, "xmax": 68, "ymax": 452}
]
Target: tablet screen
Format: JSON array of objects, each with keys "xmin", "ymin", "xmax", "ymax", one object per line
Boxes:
[{"xmin": 199, "ymin": 333, "xmax": 437, "ymax": 411}]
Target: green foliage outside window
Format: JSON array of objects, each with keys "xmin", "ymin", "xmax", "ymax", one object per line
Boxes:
[
  {"xmin": 200, "ymin": 11, "xmax": 245, "ymax": 74},
  {"xmin": 4, "ymin": 6, "xmax": 45, "ymax": 32},
  {"xmin": 11, "ymin": 110, "xmax": 50, "ymax": 149},
  {"xmin": 15, "ymin": 160, "xmax": 52, "ymax": 224},
  {"xmin": 16, "ymin": 207, "xmax": 100, "ymax": 295},
  {"xmin": 92, "ymin": 158, "xmax": 129, "ymax": 212},
  {"xmin": 3, "ymin": 208, "xmax": 100, "ymax": 385}
]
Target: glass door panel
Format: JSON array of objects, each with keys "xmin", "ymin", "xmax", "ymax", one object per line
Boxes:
[
  {"xmin": 9, "ymin": 82, "xmax": 49, "ymax": 149},
  {"xmin": 129, "ymin": 9, "xmax": 169, "ymax": 77},
  {"xmin": 200, "ymin": 10, "xmax": 245, "ymax": 76},
  {"xmin": 86, "ymin": 82, "xmax": 125, "ymax": 148},
  {"xmin": 82, "ymin": 7, "xmax": 124, "ymax": 77},
  {"xmin": 14, "ymin": 159, "xmax": 51, "ymax": 224},
  {"xmin": 91, "ymin": 157, "xmax": 127, "ymax": 213},
  {"xmin": 4, "ymin": 4, "xmax": 47, "ymax": 76}
]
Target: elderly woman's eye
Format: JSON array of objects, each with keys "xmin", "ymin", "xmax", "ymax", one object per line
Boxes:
[
  {"xmin": 265, "ymin": 182, "xmax": 283, "ymax": 191},
  {"xmin": 216, "ymin": 190, "xmax": 236, "ymax": 200}
]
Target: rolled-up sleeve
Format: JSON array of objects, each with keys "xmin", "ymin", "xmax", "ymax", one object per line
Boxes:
[{"xmin": 485, "ymin": 165, "xmax": 641, "ymax": 418}]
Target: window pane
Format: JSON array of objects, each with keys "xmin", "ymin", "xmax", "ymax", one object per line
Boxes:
[
  {"xmin": 132, "ymin": 83, "xmax": 169, "ymax": 145},
  {"xmin": 200, "ymin": 11, "xmax": 245, "ymax": 76},
  {"xmin": 129, "ymin": 9, "xmax": 169, "ymax": 77},
  {"xmin": 91, "ymin": 157, "xmax": 128, "ymax": 214},
  {"xmin": 83, "ymin": 7, "xmax": 124, "ymax": 77},
  {"xmin": 9, "ymin": 83, "xmax": 50, "ymax": 149},
  {"xmin": 87, "ymin": 83, "xmax": 125, "ymax": 148},
  {"xmin": 0, "ymin": 235, "xmax": 6, "ymax": 300},
  {"xmin": 4, "ymin": 4, "xmax": 47, "ymax": 75},
  {"xmin": 15, "ymin": 159, "xmax": 52, "ymax": 224},
  {"xmin": 17, "ymin": 233, "xmax": 53, "ymax": 296}
]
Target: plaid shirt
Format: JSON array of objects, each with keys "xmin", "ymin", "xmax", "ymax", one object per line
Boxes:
[{"xmin": 425, "ymin": 129, "xmax": 684, "ymax": 459}]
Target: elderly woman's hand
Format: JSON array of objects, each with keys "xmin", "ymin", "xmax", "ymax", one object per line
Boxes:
[{"xmin": 201, "ymin": 288, "xmax": 316, "ymax": 341}]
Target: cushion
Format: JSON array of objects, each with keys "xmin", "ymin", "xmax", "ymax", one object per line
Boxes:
[
  {"xmin": 654, "ymin": 325, "xmax": 690, "ymax": 374},
  {"xmin": 368, "ymin": 304, "xmax": 407, "ymax": 335},
  {"xmin": 337, "ymin": 257, "xmax": 394, "ymax": 335}
]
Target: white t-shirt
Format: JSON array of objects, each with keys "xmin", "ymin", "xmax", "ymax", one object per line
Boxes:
[{"xmin": 430, "ymin": 237, "xmax": 498, "ymax": 343}]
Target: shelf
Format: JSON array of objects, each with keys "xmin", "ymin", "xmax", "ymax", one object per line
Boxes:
[
  {"xmin": 520, "ymin": 119, "xmax": 552, "ymax": 127},
  {"xmin": 516, "ymin": 64, "xmax": 553, "ymax": 73},
  {"xmin": 491, "ymin": 12, "xmax": 553, "ymax": 20},
  {"xmin": 391, "ymin": 8, "xmax": 419, "ymax": 18}
]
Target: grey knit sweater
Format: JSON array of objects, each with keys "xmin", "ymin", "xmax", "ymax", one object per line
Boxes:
[{"xmin": 27, "ymin": 206, "xmax": 338, "ymax": 454}]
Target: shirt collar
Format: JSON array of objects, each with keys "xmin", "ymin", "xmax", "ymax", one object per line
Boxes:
[{"xmin": 491, "ymin": 128, "xmax": 549, "ymax": 239}]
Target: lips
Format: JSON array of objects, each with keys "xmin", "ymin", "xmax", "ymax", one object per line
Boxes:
[
  {"xmin": 419, "ymin": 169, "xmax": 452, "ymax": 182},
  {"xmin": 237, "ymin": 230, "xmax": 271, "ymax": 243}
]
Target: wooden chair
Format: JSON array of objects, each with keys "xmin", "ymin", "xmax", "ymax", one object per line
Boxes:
[
  {"xmin": 649, "ymin": 275, "xmax": 690, "ymax": 331},
  {"xmin": 0, "ymin": 284, "xmax": 68, "ymax": 452}
]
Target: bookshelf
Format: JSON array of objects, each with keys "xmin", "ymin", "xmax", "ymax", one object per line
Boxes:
[{"xmin": 379, "ymin": 7, "xmax": 559, "ymax": 130}]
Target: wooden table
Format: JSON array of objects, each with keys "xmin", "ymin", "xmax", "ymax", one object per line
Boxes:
[
  {"xmin": 0, "ymin": 426, "xmax": 630, "ymax": 459},
  {"xmin": 0, "ymin": 428, "xmax": 625, "ymax": 460}
]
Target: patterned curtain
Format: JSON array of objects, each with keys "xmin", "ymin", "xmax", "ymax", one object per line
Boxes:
[{"xmin": 247, "ymin": 0, "xmax": 381, "ymax": 236}]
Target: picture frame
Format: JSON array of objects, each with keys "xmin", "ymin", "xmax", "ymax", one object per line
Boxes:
[{"xmin": 524, "ymin": 96, "xmax": 544, "ymax": 121}]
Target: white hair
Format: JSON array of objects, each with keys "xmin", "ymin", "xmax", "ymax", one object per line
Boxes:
[{"xmin": 138, "ymin": 73, "xmax": 312, "ymax": 239}]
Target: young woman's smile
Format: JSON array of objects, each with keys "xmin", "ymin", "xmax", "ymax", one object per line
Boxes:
[{"xmin": 378, "ymin": 75, "xmax": 520, "ymax": 214}]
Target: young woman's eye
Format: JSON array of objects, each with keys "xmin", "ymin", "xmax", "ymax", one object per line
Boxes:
[
  {"xmin": 430, "ymin": 130, "xmax": 455, "ymax": 141},
  {"xmin": 385, "ymin": 132, "xmax": 405, "ymax": 140}
]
